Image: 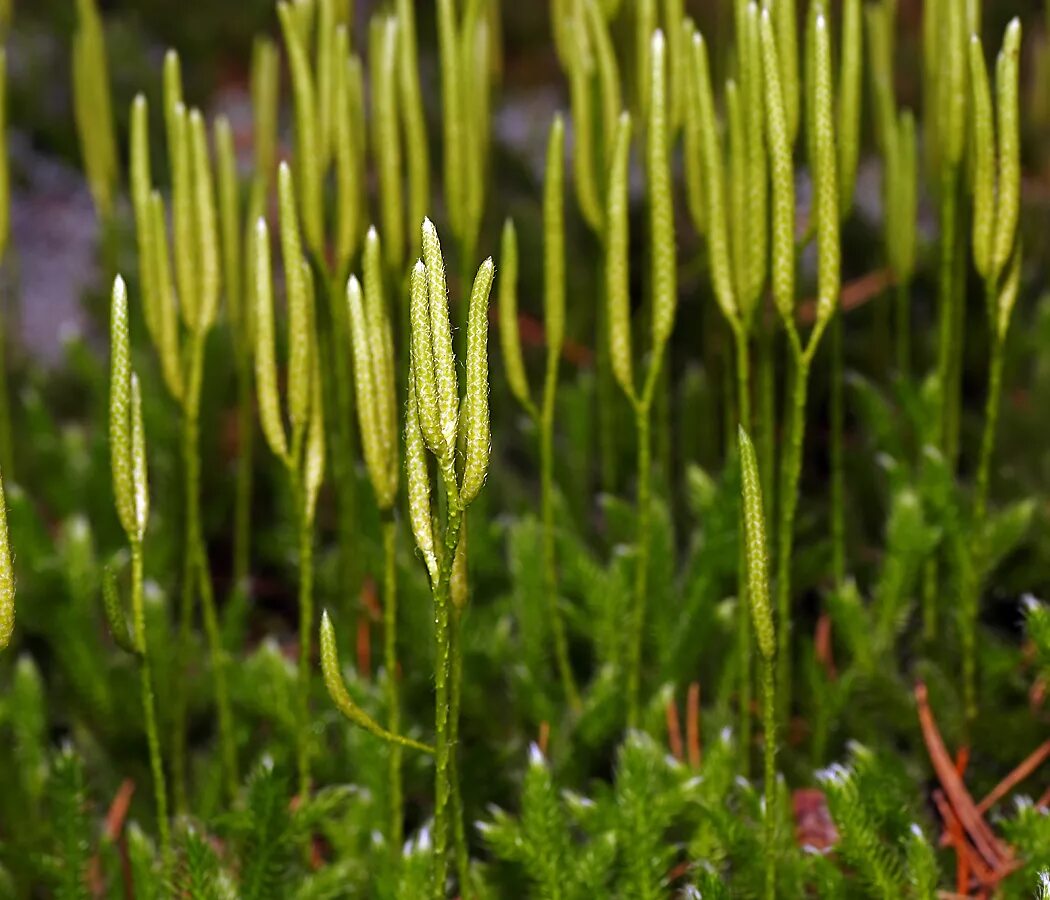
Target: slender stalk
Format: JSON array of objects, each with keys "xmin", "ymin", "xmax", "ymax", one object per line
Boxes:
[
  {"xmin": 381, "ymin": 514, "xmax": 402, "ymax": 853},
  {"xmin": 757, "ymin": 315, "xmax": 776, "ymax": 529},
  {"xmin": 325, "ymin": 275, "xmax": 360, "ymax": 623},
  {"xmin": 964, "ymin": 325, "xmax": 1006, "ymax": 726},
  {"xmin": 595, "ymin": 271, "xmax": 618, "ymax": 494},
  {"xmin": 760, "ymin": 657, "xmax": 776, "ymax": 900},
  {"xmin": 130, "ymin": 539, "xmax": 171, "ymax": 871},
  {"xmin": 895, "ymin": 280, "xmax": 911, "ymax": 378},
  {"xmin": 232, "ymin": 352, "xmax": 254, "ymax": 597},
  {"xmin": 739, "ymin": 425, "xmax": 777, "ymax": 900},
  {"xmin": 830, "ymin": 309, "xmax": 845, "ymax": 586},
  {"xmin": 293, "ymin": 469, "xmax": 314, "ymax": 800},
  {"xmin": 626, "ymin": 403, "xmax": 652, "ymax": 729},
  {"xmin": 448, "ymin": 603, "xmax": 470, "ymax": 895},
  {"xmin": 935, "ymin": 168, "xmax": 961, "ymax": 467},
  {"xmin": 432, "ymin": 506, "xmax": 463, "ymax": 899},
  {"xmin": 540, "ymin": 364, "xmax": 580, "ymax": 711},
  {"xmin": 172, "ymin": 332, "xmax": 238, "ymax": 807},
  {"xmin": 172, "ymin": 409, "xmax": 194, "ymax": 813},
  {"xmin": 733, "ymin": 325, "xmax": 753, "ymax": 772},
  {"xmin": 194, "ymin": 526, "xmax": 237, "ymax": 801},
  {"xmin": 774, "ymin": 349, "xmax": 809, "ymax": 726},
  {"xmin": 974, "ymin": 327, "xmax": 1005, "ymax": 537}
]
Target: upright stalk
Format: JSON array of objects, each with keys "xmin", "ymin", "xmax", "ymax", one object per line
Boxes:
[
  {"xmin": 131, "ymin": 539, "xmax": 171, "ymax": 871},
  {"xmin": 173, "ymin": 331, "xmax": 237, "ymax": 808},
  {"xmin": 293, "ymin": 468, "xmax": 314, "ymax": 799},
  {"xmin": 448, "ymin": 600, "xmax": 470, "ymax": 894},
  {"xmin": 405, "ymin": 228, "xmax": 494, "ymax": 897},
  {"xmin": 381, "ymin": 515, "xmax": 402, "ymax": 852},
  {"xmin": 627, "ymin": 402, "xmax": 652, "ymax": 729},
  {"xmin": 974, "ymin": 329, "xmax": 1005, "ymax": 530},
  {"xmin": 733, "ymin": 325, "xmax": 753, "ymax": 771},
  {"xmin": 757, "ymin": 316, "xmax": 776, "ymax": 527},
  {"xmin": 935, "ymin": 168, "xmax": 962, "ymax": 467},
  {"xmin": 760, "ymin": 657, "xmax": 776, "ymax": 899},
  {"xmin": 540, "ymin": 370, "xmax": 579, "ymax": 711},
  {"xmin": 895, "ymin": 280, "xmax": 910, "ymax": 378},
  {"xmin": 775, "ymin": 349, "xmax": 808, "ymax": 725},
  {"xmin": 232, "ymin": 355, "xmax": 254, "ymax": 594},
  {"xmin": 830, "ymin": 309, "xmax": 845, "ymax": 586},
  {"xmin": 739, "ymin": 427, "xmax": 777, "ymax": 900},
  {"xmin": 432, "ymin": 507, "xmax": 462, "ymax": 899},
  {"xmin": 324, "ymin": 275, "xmax": 360, "ymax": 620}
]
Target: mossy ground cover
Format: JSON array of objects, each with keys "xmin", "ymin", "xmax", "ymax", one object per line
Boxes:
[{"xmin": 0, "ymin": 0, "xmax": 1049, "ymax": 897}]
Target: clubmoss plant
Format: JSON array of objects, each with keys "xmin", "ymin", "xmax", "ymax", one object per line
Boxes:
[
  {"xmin": 72, "ymin": 0, "xmax": 118, "ymax": 267},
  {"xmin": 436, "ymin": 0, "xmax": 492, "ymax": 274},
  {"xmin": 763, "ymin": 7, "xmax": 840, "ymax": 724},
  {"xmin": 867, "ymin": 1, "xmax": 918, "ymax": 378},
  {"xmin": 605, "ymin": 29, "xmax": 678, "ymax": 728},
  {"xmin": 965, "ymin": 18, "xmax": 1023, "ymax": 723},
  {"xmin": 826, "ymin": 0, "xmax": 862, "ymax": 589},
  {"xmin": 319, "ymin": 611, "xmax": 433, "ymax": 757},
  {"xmin": 687, "ymin": 12, "xmax": 768, "ymax": 764},
  {"xmin": 738, "ymin": 426, "xmax": 776, "ymax": 900},
  {"xmin": 927, "ymin": 0, "xmax": 968, "ymax": 470},
  {"xmin": 252, "ymin": 164, "xmax": 327, "ymax": 799},
  {"xmin": 395, "ymin": 0, "xmax": 429, "ymax": 255},
  {"xmin": 498, "ymin": 116, "xmax": 580, "ymax": 711},
  {"xmin": 278, "ymin": 0, "xmax": 365, "ymax": 632},
  {"xmin": 554, "ymin": 0, "xmax": 622, "ymax": 490},
  {"xmin": 107, "ymin": 276, "xmax": 171, "ymax": 871},
  {"xmin": 219, "ymin": 38, "xmax": 279, "ymax": 605},
  {"xmin": 405, "ymin": 218, "xmax": 493, "ymax": 898},
  {"xmin": 346, "ymin": 226, "xmax": 407, "ymax": 850},
  {"xmin": 128, "ymin": 69, "xmax": 239, "ymax": 807}
]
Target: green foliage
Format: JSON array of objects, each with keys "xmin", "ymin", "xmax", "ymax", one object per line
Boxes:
[
  {"xmin": 42, "ymin": 747, "xmax": 91, "ymax": 900},
  {"xmin": 819, "ymin": 745, "xmax": 940, "ymax": 898}
]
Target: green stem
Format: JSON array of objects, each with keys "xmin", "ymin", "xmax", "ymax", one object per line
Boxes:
[
  {"xmin": 974, "ymin": 328, "xmax": 1004, "ymax": 534},
  {"xmin": 935, "ymin": 168, "xmax": 962, "ymax": 468},
  {"xmin": 963, "ymin": 322, "xmax": 1006, "ymax": 728},
  {"xmin": 895, "ymin": 279, "xmax": 911, "ymax": 379},
  {"xmin": 195, "ymin": 528, "xmax": 238, "ymax": 800},
  {"xmin": 830, "ymin": 309, "xmax": 845, "ymax": 587},
  {"xmin": 774, "ymin": 351, "xmax": 809, "ymax": 728},
  {"xmin": 946, "ymin": 228, "xmax": 967, "ymax": 469},
  {"xmin": 177, "ymin": 332, "xmax": 238, "ymax": 804},
  {"xmin": 595, "ymin": 257, "xmax": 618, "ymax": 494},
  {"xmin": 626, "ymin": 402, "xmax": 652, "ymax": 729},
  {"xmin": 761, "ymin": 656, "xmax": 777, "ymax": 900},
  {"xmin": 131, "ymin": 540, "xmax": 171, "ymax": 872},
  {"xmin": 757, "ymin": 313, "xmax": 776, "ymax": 531},
  {"xmin": 293, "ymin": 470, "xmax": 315, "ymax": 800},
  {"xmin": 432, "ymin": 503, "xmax": 463, "ymax": 899},
  {"xmin": 448, "ymin": 603, "xmax": 470, "ymax": 896},
  {"xmin": 381, "ymin": 514, "xmax": 403, "ymax": 854},
  {"xmin": 325, "ymin": 275, "xmax": 360, "ymax": 626},
  {"xmin": 733, "ymin": 326, "xmax": 752, "ymax": 774},
  {"xmin": 172, "ymin": 412, "xmax": 194, "ymax": 814},
  {"xmin": 100, "ymin": 212, "xmax": 120, "ymax": 284},
  {"xmin": 232, "ymin": 354, "xmax": 254, "ymax": 597},
  {"xmin": 171, "ymin": 333, "xmax": 207, "ymax": 813},
  {"xmin": 540, "ymin": 368, "xmax": 580, "ymax": 711}
]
